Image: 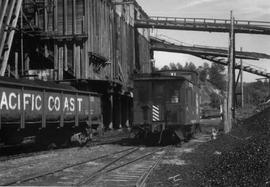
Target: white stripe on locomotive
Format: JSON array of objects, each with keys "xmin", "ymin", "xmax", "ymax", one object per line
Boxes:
[{"xmin": 152, "ymin": 104, "xmax": 160, "ymax": 121}]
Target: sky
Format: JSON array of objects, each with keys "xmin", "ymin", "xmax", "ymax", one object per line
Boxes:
[{"xmin": 136, "ymin": 0, "xmax": 270, "ymax": 82}]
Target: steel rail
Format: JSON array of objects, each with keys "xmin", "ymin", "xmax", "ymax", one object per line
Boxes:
[
  {"xmin": 76, "ymin": 147, "xmax": 140, "ymax": 185},
  {"xmin": 2, "ymin": 147, "xmax": 137, "ymax": 186},
  {"xmin": 136, "ymin": 148, "xmax": 167, "ymax": 187},
  {"xmin": 78, "ymin": 147, "xmax": 167, "ymax": 186}
]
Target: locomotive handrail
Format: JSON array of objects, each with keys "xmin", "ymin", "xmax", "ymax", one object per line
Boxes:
[{"xmin": 0, "ymin": 79, "xmax": 100, "ymax": 96}]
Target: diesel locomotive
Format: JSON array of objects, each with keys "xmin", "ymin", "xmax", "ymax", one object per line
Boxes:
[{"xmin": 131, "ymin": 70, "xmax": 200, "ymax": 143}]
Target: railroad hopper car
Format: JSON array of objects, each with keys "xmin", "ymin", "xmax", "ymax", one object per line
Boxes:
[
  {"xmin": 132, "ymin": 71, "xmax": 200, "ymax": 143},
  {"xmin": 0, "ymin": 77, "xmax": 102, "ymax": 145}
]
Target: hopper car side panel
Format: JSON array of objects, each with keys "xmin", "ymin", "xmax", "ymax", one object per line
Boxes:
[{"xmin": 0, "ymin": 78, "xmax": 101, "ymax": 130}]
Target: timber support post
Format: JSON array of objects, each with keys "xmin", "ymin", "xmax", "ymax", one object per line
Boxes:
[
  {"xmin": 240, "ymin": 47, "xmax": 244, "ymax": 108},
  {"xmin": 108, "ymin": 87, "xmax": 114, "ymax": 130},
  {"xmin": 225, "ymin": 11, "xmax": 235, "ymax": 133}
]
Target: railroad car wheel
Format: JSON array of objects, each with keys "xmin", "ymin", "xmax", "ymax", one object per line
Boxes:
[
  {"xmin": 70, "ymin": 132, "xmax": 89, "ymax": 146},
  {"xmin": 36, "ymin": 127, "xmax": 72, "ymax": 148},
  {"xmin": 1, "ymin": 130, "xmax": 24, "ymax": 145},
  {"xmin": 129, "ymin": 128, "xmax": 144, "ymax": 139},
  {"xmin": 159, "ymin": 130, "xmax": 180, "ymax": 145},
  {"xmin": 70, "ymin": 125, "xmax": 92, "ymax": 146}
]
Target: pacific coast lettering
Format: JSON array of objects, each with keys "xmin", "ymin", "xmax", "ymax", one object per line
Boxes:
[{"xmin": 0, "ymin": 91, "xmax": 83, "ymax": 112}]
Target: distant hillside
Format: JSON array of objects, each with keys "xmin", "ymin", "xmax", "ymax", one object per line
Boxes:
[{"xmin": 200, "ymin": 81, "xmax": 223, "ymax": 106}]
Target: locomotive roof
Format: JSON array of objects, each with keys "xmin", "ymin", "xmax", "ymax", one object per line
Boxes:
[
  {"xmin": 157, "ymin": 69, "xmax": 199, "ymax": 75},
  {"xmin": 134, "ymin": 74, "xmax": 194, "ymax": 83}
]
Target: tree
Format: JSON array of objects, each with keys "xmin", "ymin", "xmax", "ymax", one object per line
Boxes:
[
  {"xmin": 161, "ymin": 65, "xmax": 170, "ymax": 70},
  {"xmin": 198, "ymin": 62, "xmax": 210, "ymax": 82},
  {"xmin": 161, "ymin": 62, "xmax": 196, "ymax": 71},
  {"xmin": 176, "ymin": 63, "xmax": 183, "ymax": 70},
  {"xmin": 169, "ymin": 62, "xmax": 177, "ymax": 70},
  {"xmin": 209, "ymin": 63, "xmax": 226, "ymax": 91},
  {"xmin": 184, "ymin": 62, "xmax": 197, "ymax": 71},
  {"xmin": 242, "ymin": 81, "xmax": 270, "ymax": 105},
  {"xmin": 210, "ymin": 93, "xmax": 221, "ymax": 109}
]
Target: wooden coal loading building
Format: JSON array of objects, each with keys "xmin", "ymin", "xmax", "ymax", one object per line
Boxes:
[{"xmin": 5, "ymin": 0, "xmax": 152, "ymax": 130}]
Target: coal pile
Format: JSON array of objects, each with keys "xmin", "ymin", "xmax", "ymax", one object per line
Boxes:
[
  {"xmin": 146, "ymin": 109, "xmax": 269, "ymax": 187},
  {"xmin": 195, "ymin": 108, "xmax": 270, "ymax": 186},
  {"xmin": 198, "ymin": 134, "xmax": 269, "ymax": 186}
]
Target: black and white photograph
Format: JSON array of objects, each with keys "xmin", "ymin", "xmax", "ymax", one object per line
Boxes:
[{"xmin": 0, "ymin": 0, "xmax": 269, "ymax": 186}]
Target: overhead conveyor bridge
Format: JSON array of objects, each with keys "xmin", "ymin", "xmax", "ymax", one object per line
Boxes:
[
  {"xmin": 150, "ymin": 36, "xmax": 270, "ymax": 78},
  {"xmin": 136, "ymin": 16, "xmax": 270, "ymax": 35},
  {"xmin": 150, "ymin": 37, "xmax": 270, "ymax": 60},
  {"xmin": 198, "ymin": 55, "xmax": 270, "ymax": 78}
]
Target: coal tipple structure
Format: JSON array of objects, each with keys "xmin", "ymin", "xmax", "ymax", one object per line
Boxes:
[{"xmin": 1, "ymin": 0, "xmax": 152, "ymax": 131}]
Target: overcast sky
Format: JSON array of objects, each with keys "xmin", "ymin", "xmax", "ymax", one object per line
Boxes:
[{"xmin": 136, "ymin": 0, "xmax": 270, "ymax": 82}]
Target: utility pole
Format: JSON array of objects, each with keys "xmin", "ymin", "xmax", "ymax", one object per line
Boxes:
[
  {"xmin": 225, "ymin": 11, "xmax": 235, "ymax": 133},
  {"xmin": 20, "ymin": 6, "xmax": 24, "ymax": 77},
  {"xmin": 240, "ymin": 47, "xmax": 244, "ymax": 108}
]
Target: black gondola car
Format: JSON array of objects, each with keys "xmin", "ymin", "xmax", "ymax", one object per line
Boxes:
[
  {"xmin": 132, "ymin": 71, "xmax": 200, "ymax": 143},
  {"xmin": 0, "ymin": 77, "xmax": 102, "ymax": 145}
]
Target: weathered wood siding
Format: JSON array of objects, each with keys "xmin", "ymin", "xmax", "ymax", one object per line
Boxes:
[
  {"xmin": 87, "ymin": 0, "xmax": 113, "ymax": 80},
  {"xmin": 135, "ymin": 30, "xmax": 151, "ymax": 73},
  {"xmin": 22, "ymin": 0, "xmax": 151, "ymax": 87}
]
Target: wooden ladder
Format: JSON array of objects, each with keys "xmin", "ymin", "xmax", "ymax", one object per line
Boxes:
[{"xmin": 0, "ymin": 0, "xmax": 23, "ymax": 76}]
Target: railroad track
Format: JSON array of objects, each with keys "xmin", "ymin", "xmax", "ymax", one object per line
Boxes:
[
  {"xmin": 1, "ymin": 146, "xmax": 167, "ymax": 186},
  {"xmin": 77, "ymin": 147, "xmax": 166, "ymax": 187},
  {"xmin": 1, "ymin": 147, "xmax": 136, "ymax": 186}
]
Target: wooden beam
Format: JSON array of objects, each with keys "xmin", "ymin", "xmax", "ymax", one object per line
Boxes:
[
  {"xmin": 72, "ymin": 0, "xmax": 76, "ymax": 34},
  {"xmin": 0, "ymin": 0, "xmax": 16, "ymax": 57},
  {"xmin": 75, "ymin": 46, "xmax": 81, "ymax": 79},
  {"xmin": 58, "ymin": 46, "xmax": 63, "ymax": 80},
  {"xmin": 53, "ymin": 0, "xmax": 58, "ymax": 33},
  {"xmin": 44, "ymin": 0, "xmax": 48, "ymax": 58},
  {"xmin": 225, "ymin": 11, "xmax": 235, "ymax": 133},
  {"xmin": 64, "ymin": 44, "xmax": 68, "ymax": 71},
  {"xmin": 0, "ymin": 0, "xmax": 23, "ymax": 76},
  {"xmin": 240, "ymin": 48, "xmax": 244, "ymax": 108},
  {"xmin": 72, "ymin": 0, "xmax": 76, "ymax": 77},
  {"xmin": 15, "ymin": 52, "xmax": 18, "ymax": 78},
  {"xmin": 0, "ymin": 0, "xmax": 9, "ymax": 29},
  {"xmin": 54, "ymin": 44, "xmax": 58, "ymax": 80},
  {"xmin": 82, "ymin": 0, "xmax": 89, "ymax": 79},
  {"xmin": 44, "ymin": 0, "xmax": 48, "ymax": 32},
  {"xmin": 63, "ymin": 0, "xmax": 67, "ymax": 35},
  {"xmin": 20, "ymin": 6, "xmax": 24, "ymax": 76},
  {"xmin": 53, "ymin": 0, "xmax": 58, "ymax": 80}
]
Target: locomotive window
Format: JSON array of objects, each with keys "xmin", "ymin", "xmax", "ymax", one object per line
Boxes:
[
  {"xmin": 166, "ymin": 82, "xmax": 180, "ymax": 103},
  {"xmin": 153, "ymin": 82, "xmax": 164, "ymax": 99},
  {"xmin": 170, "ymin": 90, "xmax": 180, "ymax": 103},
  {"xmin": 171, "ymin": 95, "xmax": 179, "ymax": 103}
]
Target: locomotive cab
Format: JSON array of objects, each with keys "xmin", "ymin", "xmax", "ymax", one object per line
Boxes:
[{"xmin": 132, "ymin": 72, "xmax": 200, "ymax": 143}]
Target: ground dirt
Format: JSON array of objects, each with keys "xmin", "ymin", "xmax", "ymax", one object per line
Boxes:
[{"xmin": 146, "ymin": 109, "xmax": 270, "ymax": 187}]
